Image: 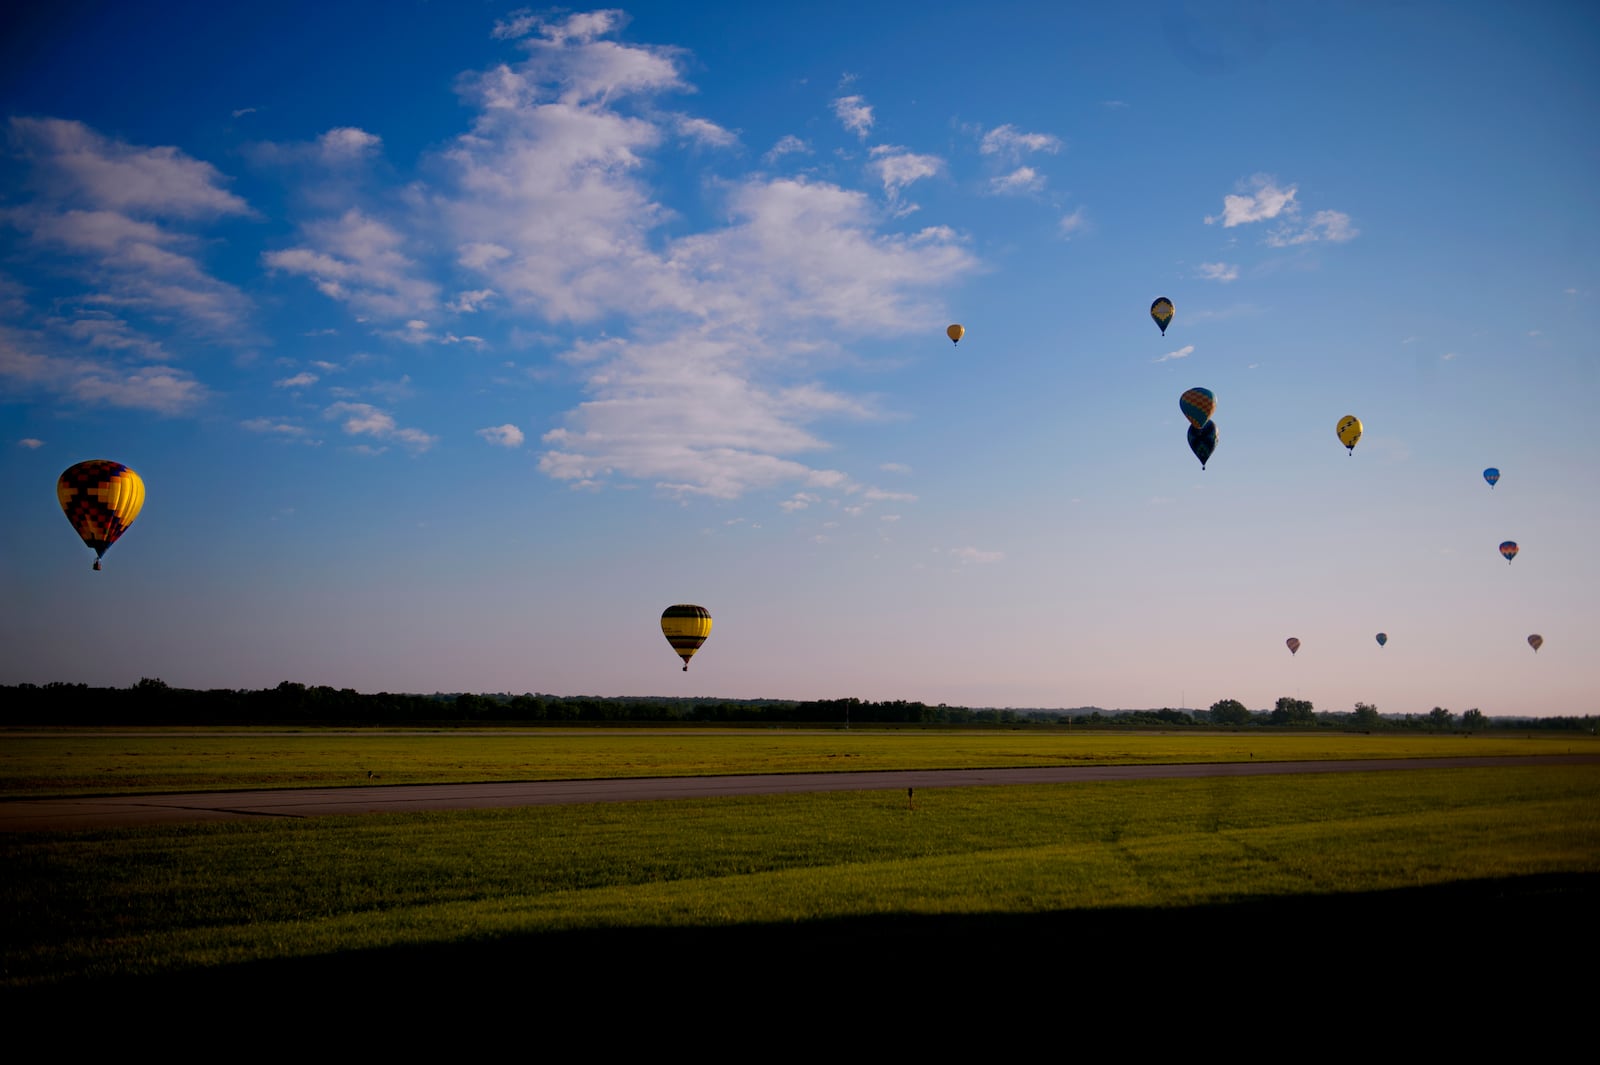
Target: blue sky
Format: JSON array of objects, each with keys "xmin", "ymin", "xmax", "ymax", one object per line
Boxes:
[{"xmin": 2, "ymin": 2, "xmax": 1595, "ymax": 716}]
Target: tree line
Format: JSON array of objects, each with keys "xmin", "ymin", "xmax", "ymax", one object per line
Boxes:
[{"xmin": 1, "ymin": 680, "xmax": 1592, "ymax": 731}]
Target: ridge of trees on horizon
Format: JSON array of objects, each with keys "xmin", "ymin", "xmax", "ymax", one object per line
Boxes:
[{"xmin": 1, "ymin": 680, "xmax": 1593, "ymax": 731}]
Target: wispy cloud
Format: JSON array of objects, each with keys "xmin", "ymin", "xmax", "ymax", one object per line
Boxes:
[
  {"xmin": 1155, "ymin": 345, "xmax": 1195, "ymax": 363},
  {"xmin": 477, "ymin": 423, "xmax": 525, "ymax": 447},
  {"xmin": 1197, "ymin": 261, "xmax": 1239, "ymax": 282},
  {"xmin": 1059, "ymin": 207, "xmax": 1088, "ymax": 238},
  {"xmin": 989, "ymin": 167, "xmax": 1044, "ymax": 195},
  {"xmin": 274, "ymin": 372, "xmax": 318, "ymax": 388},
  {"xmin": 979, "ymin": 124, "xmax": 1061, "ymax": 159},
  {"xmin": 833, "ymin": 94, "xmax": 874, "ymax": 138},
  {"xmin": 1205, "ymin": 174, "xmax": 1297, "ymax": 227},
  {"xmin": 324, "ymin": 401, "xmax": 436, "ymax": 452},
  {"xmin": 869, "ymin": 146, "xmax": 942, "ymax": 210},
  {"xmin": 951, "ymin": 546, "xmax": 1004, "ymax": 564},
  {"xmin": 1207, "ymin": 174, "xmax": 1356, "ymax": 246},
  {"xmin": 18, "ymin": 438, "xmax": 44, "ymax": 449},
  {"xmin": 764, "ymin": 135, "xmax": 809, "ymax": 165},
  {"xmin": 264, "ymin": 209, "xmax": 439, "ymax": 320}
]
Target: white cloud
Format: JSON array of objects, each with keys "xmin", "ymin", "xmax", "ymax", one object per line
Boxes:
[
  {"xmin": 448, "ymin": 289, "xmax": 496, "ymax": 313},
  {"xmin": 477, "ymin": 423, "xmax": 525, "ymax": 447},
  {"xmin": 9, "ymin": 117, "xmax": 253, "ymax": 219},
  {"xmin": 988, "ymin": 167, "xmax": 1043, "ymax": 195},
  {"xmin": 0, "ymin": 323, "xmax": 208, "ymax": 414},
  {"xmin": 434, "ymin": 19, "xmax": 975, "ymax": 499},
  {"xmin": 764, "ymin": 135, "xmax": 809, "ymax": 164},
  {"xmin": 18, "ymin": 438, "xmax": 44, "ymax": 449},
  {"xmin": 869, "ymin": 146, "xmax": 942, "ymax": 208},
  {"xmin": 274, "ymin": 372, "xmax": 318, "ymax": 388},
  {"xmin": 979, "ymin": 124, "xmax": 1061, "ymax": 158},
  {"xmin": 324, "ymin": 401, "xmax": 436, "ymax": 452},
  {"xmin": 264, "ymin": 209, "xmax": 439, "ymax": 320},
  {"xmin": 1059, "ymin": 207, "xmax": 1088, "ymax": 238},
  {"xmin": 951, "ymin": 546, "xmax": 1004, "ymax": 564},
  {"xmin": 779, "ymin": 492, "xmax": 819, "ymax": 512},
  {"xmin": 879, "ymin": 462, "xmax": 910, "ymax": 474},
  {"xmin": 241, "ymin": 418, "xmax": 317, "ymax": 442},
  {"xmin": 833, "ymin": 95, "xmax": 874, "ymax": 138},
  {"xmin": 1197, "ymin": 261, "xmax": 1239, "ymax": 282},
  {"xmin": 1265, "ymin": 209, "xmax": 1358, "ymax": 247},
  {"xmin": 1205, "ymin": 174, "xmax": 1297, "ymax": 227},
  {"xmin": 1155, "ymin": 344, "xmax": 1195, "ymax": 363},
  {"xmin": 317, "ymin": 127, "xmax": 382, "ymax": 162},
  {"xmin": 674, "ymin": 115, "xmax": 737, "ymax": 148}
]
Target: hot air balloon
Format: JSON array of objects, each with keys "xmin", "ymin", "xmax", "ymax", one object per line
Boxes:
[
  {"xmin": 1179, "ymin": 387, "xmax": 1215, "ymax": 430},
  {"xmin": 1286, "ymin": 637, "xmax": 1301, "ymax": 655},
  {"xmin": 661, "ymin": 604, "xmax": 712, "ymax": 671},
  {"xmin": 1336, "ymin": 415, "xmax": 1363, "ymax": 454},
  {"xmin": 1376, "ymin": 632, "xmax": 1388, "ymax": 647},
  {"xmin": 1150, "ymin": 298, "xmax": 1174, "ymax": 336},
  {"xmin": 946, "ymin": 324, "xmax": 965, "ymax": 345},
  {"xmin": 1483, "ymin": 468, "xmax": 1500, "ymax": 489},
  {"xmin": 1499, "ymin": 541, "xmax": 1518, "ymax": 564},
  {"xmin": 1187, "ymin": 421, "xmax": 1218, "ymax": 469},
  {"xmin": 1527, "ymin": 634, "xmax": 1543, "ymax": 653},
  {"xmin": 57, "ymin": 460, "xmax": 145, "ymax": 571}
]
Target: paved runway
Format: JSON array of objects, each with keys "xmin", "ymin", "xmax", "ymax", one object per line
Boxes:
[{"xmin": 3, "ymin": 754, "xmax": 1595, "ymax": 832}]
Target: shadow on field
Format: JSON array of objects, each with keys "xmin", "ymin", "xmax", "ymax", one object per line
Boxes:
[{"xmin": 18, "ymin": 873, "xmax": 1598, "ymax": 1008}]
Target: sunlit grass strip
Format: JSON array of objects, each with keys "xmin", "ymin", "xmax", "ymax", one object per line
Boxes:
[
  {"xmin": 5, "ymin": 766, "xmax": 1596, "ymax": 986},
  {"xmin": 3, "ymin": 728, "xmax": 1592, "ymax": 798}
]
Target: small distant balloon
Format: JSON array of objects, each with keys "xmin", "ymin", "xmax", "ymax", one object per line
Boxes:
[
  {"xmin": 1286, "ymin": 637, "xmax": 1301, "ymax": 655},
  {"xmin": 57, "ymin": 460, "xmax": 146, "ymax": 571},
  {"xmin": 946, "ymin": 323, "xmax": 965, "ymax": 345},
  {"xmin": 660, "ymin": 604, "xmax": 713, "ymax": 671},
  {"xmin": 1527, "ymin": 634, "xmax": 1543, "ymax": 653},
  {"xmin": 1187, "ymin": 421, "xmax": 1218, "ymax": 469},
  {"xmin": 1483, "ymin": 468, "xmax": 1500, "ymax": 489},
  {"xmin": 1179, "ymin": 387, "xmax": 1215, "ymax": 430},
  {"xmin": 1336, "ymin": 415, "xmax": 1363, "ymax": 454},
  {"xmin": 1375, "ymin": 632, "xmax": 1387, "ymax": 648},
  {"xmin": 1150, "ymin": 298, "xmax": 1174, "ymax": 336},
  {"xmin": 1499, "ymin": 541, "xmax": 1519, "ymax": 564}
]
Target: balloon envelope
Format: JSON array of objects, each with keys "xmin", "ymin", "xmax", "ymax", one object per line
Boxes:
[
  {"xmin": 1150, "ymin": 298, "xmax": 1174, "ymax": 336},
  {"xmin": 57, "ymin": 460, "xmax": 145, "ymax": 569},
  {"xmin": 1527, "ymin": 634, "xmax": 1543, "ymax": 652},
  {"xmin": 1336, "ymin": 415, "xmax": 1363, "ymax": 452},
  {"xmin": 661, "ymin": 604, "xmax": 713, "ymax": 671},
  {"xmin": 1483, "ymin": 467, "xmax": 1500, "ymax": 488},
  {"xmin": 1286, "ymin": 637, "xmax": 1301, "ymax": 655},
  {"xmin": 1499, "ymin": 541, "xmax": 1519, "ymax": 563},
  {"xmin": 1186, "ymin": 421, "xmax": 1218, "ymax": 468},
  {"xmin": 1376, "ymin": 632, "xmax": 1387, "ymax": 647},
  {"xmin": 1179, "ymin": 387, "xmax": 1215, "ymax": 429},
  {"xmin": 946, "ymin": 323, "xmax": 964, "ymax": 345}
]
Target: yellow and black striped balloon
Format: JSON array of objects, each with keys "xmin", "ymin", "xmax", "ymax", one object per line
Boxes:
[
  {"xmin": 660, "ymin": 604, "xmax": 712, "ymax": 671},
  {"xmin": 57, "ymin": 460, "xmax": 145, "ymax": 570}
]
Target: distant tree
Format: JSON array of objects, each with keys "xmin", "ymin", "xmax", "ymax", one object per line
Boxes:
[
  {"xmin": 1352, "ymin": 702, "xmax": 1381, "ymax": 729},
  {"xmin": 1209, "ymin": 698, "xmax": 1251, "ymax": 725},
  {"xmin": 1461, "ymin": 708, "xmax": 1487, "ymax": 730},
  {"xmin": 1271, "ymin": 697, "xmax": 1316, "ymax": 726},
  {"xmin": 1429, "ymin": 706, "xmax": 1455, "ymax": 730}
]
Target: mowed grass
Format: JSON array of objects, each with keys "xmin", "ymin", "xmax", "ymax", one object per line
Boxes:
[
  {"xmin": 3, "ymin": 727, "xmax": 1591, "ymax": 798},
  {"xmin": 4, "ymin": 765, "xmax": 1597, "ymax": 989}
]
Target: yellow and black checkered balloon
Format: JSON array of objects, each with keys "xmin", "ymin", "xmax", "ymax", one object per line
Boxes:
[
  {"xmin": 57, "ymin": 460, "xmax": 145, "ymax": 570},
  {"xmin": 660, "ymin": 604, "xmax": 712, "ymax": 671}
]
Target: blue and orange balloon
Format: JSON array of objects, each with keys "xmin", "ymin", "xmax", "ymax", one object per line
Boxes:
[
  {"xmin": 1286, "ymin": 637, "xmax": 1301, "ymax": 655},
  {"xmin": 57, "ymin": 460, "xmax": 145, "ymax": 571},
  {"xmin": 1483, "ymin": 468, "xmax": 1500, "ymax": 489},
  {"xmin": 1375, "ymin": 632, "xmax": 1387, "ymax": 648},
  {"xmin": 1499, "ymin": 541, "xmax": 1519, "ymax": 564},
  {"xmin": 1180, "ymin": 387, "xmax": 1215, "ymax": 430}
]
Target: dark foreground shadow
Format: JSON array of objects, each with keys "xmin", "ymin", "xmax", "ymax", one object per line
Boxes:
[{"xmin": 14, "ymin": 873, "xmax": 1597, "ymax": 1019}]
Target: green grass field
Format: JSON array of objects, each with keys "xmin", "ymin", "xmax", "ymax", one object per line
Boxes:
[
  {"xmin": 3, "ymin": 727, "xmax": 1591, "ymax": 798},
  {"xmin": 5, "ymin": 757, "xmax": 1598, "ymax": 992}
]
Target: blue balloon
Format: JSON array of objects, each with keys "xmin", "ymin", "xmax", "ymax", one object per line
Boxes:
[{"xmin": 1483, "ymin": 467, "xmax": 1500, "ymax": 488}]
